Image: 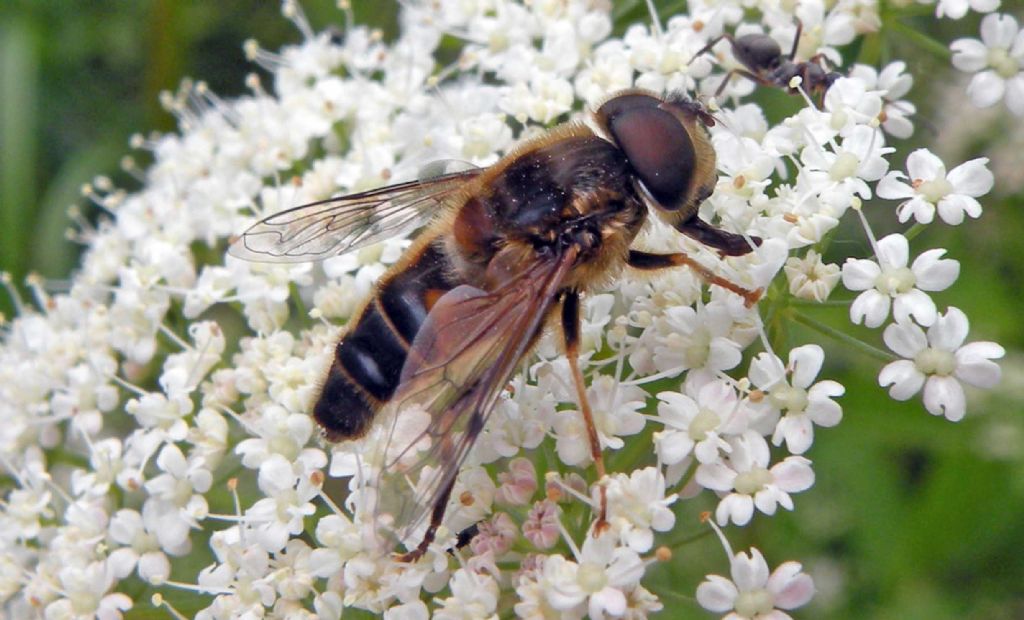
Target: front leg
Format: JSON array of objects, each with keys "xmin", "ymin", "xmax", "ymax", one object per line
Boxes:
[
  {"xmin": 628, "ymin": 250, "xmax": 763, "ymax": 307},
  {"xmin": 561, "ymin": 290, "xmax": 609, "ymax": 534},
  {"xmin": 676, "ymin": 215, "xmax": 761, "ymax": 256}
]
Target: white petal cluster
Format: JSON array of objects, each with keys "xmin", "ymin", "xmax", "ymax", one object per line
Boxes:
[
  {"xmin": 697, "ymin": 547, "xmax": 814, "ymax": 620},
  {"xmin": 0, "ymin": 0, "xmax": 1007, "ymax": 618},
  {"xmin": 879, "ymin": 307, "xmax": 1004, "ymax": 421},
  {"xmin": 951, "ymin": 13, "xmax": 1024, "ymax": 115}
]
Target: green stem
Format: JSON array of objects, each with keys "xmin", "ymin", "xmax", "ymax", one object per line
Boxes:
[
  {"xmin": 903, "ymin": 222, "xmax": 927, "ymax": 243},
  {"xmin": 672, "ymin": 459, "xmax": 698, "ymax": 495},
  {"xmin": 789, "ymin": 310, "xmax": 896, "ymax": 363},
  {"xmin": 790, "ymin": 298, "xmax": 853, "ymax": 308},
  {"xmin": 890, "ymin": 20, "xmax": 952, "ymax": 62},
  {"xmin": 290, "ymin": 282, "xmax": 309, "ymax": 319},
  {"xmin": 653, "ymin": 584, "xmax": 697, "ymax": 605},
  {"xmin": 664, "ymin": 526, "xmax": 713, "ymax": 551}
]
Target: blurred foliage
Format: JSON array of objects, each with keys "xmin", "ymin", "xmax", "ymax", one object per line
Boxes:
[{"xmin": 2, "ymin": 1, "xmax": 1022, "ymax": 619}]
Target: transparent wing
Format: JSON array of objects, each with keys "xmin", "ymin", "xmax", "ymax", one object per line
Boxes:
[
  {"xmin": 228, "ymin": 168, "xmax": 480, "ymax": 262},
  {"xmin": 370, "ymin": 249, "xmax": 578, "ymax": 552}
]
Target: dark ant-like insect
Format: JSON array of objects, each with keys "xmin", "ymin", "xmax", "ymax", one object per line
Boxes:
[{"xmin": 693, "ymin": 20, "xmax": 842, "ymax": 106}]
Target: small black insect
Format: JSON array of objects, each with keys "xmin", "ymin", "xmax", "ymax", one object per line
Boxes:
[{"xmin": 694, "ymin": 20, "xmax": 842, "ymax": 105}]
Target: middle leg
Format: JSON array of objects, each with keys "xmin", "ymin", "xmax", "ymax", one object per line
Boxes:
[
  {"xmin": 628, "ymin": 249, "xmax": 763, "ymax": 307},
  {"xmin": 561, "ymin": 289, "xmax": 609, "ymax": 533}
]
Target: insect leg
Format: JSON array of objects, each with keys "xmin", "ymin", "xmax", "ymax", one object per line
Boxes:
[
  {"xmin": 713, "ymin": 69, "xmax": 739, "ymax": 97},
  {"xmin": 395, "ymin": 474, "xmax": 458, "ymax": 563},
  {"xmin": 561, "ymin": 290, "xmax": 610, "ymax": 533},
  {"xmin": 690, "ymin": 34, "xmax": 730, "ymax": 64},
  {"xmin": 789, "ymin": 18, "xmax": 804, "ymax": 61},
  {"xmin": 627, "ymin": 250, "xmax": 763, "ymax": 308},
  {"xmin": 675, "ymin": 215, "xmax": 761, "ymax": 256}
]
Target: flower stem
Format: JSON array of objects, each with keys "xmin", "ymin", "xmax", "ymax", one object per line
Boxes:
[
  {"xmin": 903, "ymin": 222, "xmax": 927, "ymax": 243},
  {"xmin": 789, "ymin": 310, "xmax": 896, "ymax": 362},
  {"xmin": 891, "ymin": 20, "xmax": 952, "ymax": 61}
]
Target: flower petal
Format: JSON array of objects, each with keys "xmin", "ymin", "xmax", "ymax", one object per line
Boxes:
[
  {"xmin": 928, "ymin": 307, "xmax": 969, "ymax": 351},
  {"xmin": 731, "ymin": 549, "xmax": 770, "ymax": 590},
  {"xmin": 980, "ymin": 13, "xmax": 1020, "ymax": 49},
  {"xmin": 967, "ymin": 71, "xmax": 1006, "ymax": 108},
  {"xmin": 879, "ymin": 360, "xmax": 926, "ymax": 400},
  {"xmin": 923, "ymin": 375, "xmax": 966, "ymax": 421},
  {"xmin": 876, "ymin": 171, "xmax": 914, "ymax": 199},
  {"xmin": 911, "ymin": 249, "xmax": 960, "ymax": 291},
  {"xmin": 876, "ymin": 233, "xmax": 909, "ymax": 268},
  {"xmin": 905, "ymin": 148, "xmax": 945, "ymax": 180},
  {"xmin": 954, "ymin": 342, "xmax": 1005, "ymax": 387},
  {"xmin": 789, "ymin": 345, "xmax": 824, "ymax": 389},
  {"xmin": 851, "ymin": 289, "xmax": 891, "ymax": 328},
  {"xmin": 950, "ymin": 38, "xmax": 990, "ymax": 72},
  {"xmin": 841, "ymin": 258, "xmax": 881, "ymax": 291},
  {"xmin": 893, "ymin": 289, "xmax": 937, "ymax": 326},
  {"xmin": 937, "ymin": 194, "xmax": 982, "ymax": 225},
  {"xmin": 696, "ymin": 575, "xmax": 738, "ymax": 613},
  {"xmin": 946, "ymin": 157, "xmax": 993, "ymax": 196},
  {"xmin": 883, "ymin": 321, "xmax": 927, "ymax": 358},
  {"xmin": 769, "ymin": 563, "xmax": 815, "ymax": 610}
]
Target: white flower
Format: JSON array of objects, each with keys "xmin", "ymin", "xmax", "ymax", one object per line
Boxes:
[
  {"xmin": 697, "ymin": 548, "xmax": 814, "ymax": 619},
  {"xmin": 384, "ymin": 600, "xmax": 429, "ymax": 620},
  {"xmin": 654, "ymin": 381, "xmax": 749, "ymax": 466},
  {"xmin": 124, "ymin": 391, "xmax": 192, "ymax": 441},
  {"xmin": 543, "ymin": 533, "xmax": 646, "ymax": 619},
  {"xmin": 877, "ymin": 149, "xmax": 994, "ymax": 225},
  {"xmin": 246, "ymin": 454, "xmax": 322, "ymax": 553},
  {"xmin": 936, "ymin": 0, "xmax": 1000, "ymax": 21},
  {"xmin": 500, "ymin": 74, "xmax": 574, "ymax": 124},
  {"xmin": 951, "ymin": 13, "xmax": 1024, "ymax": 115},
  {"xmin": 842, "ymin": 233, "xmax": 960, "ymax": 328},
  {"xmin": 799, "ymin": 125, "xmax": 893, "ymax": 209},
  {"xmin": 142, "ymin": 444, "xmax": 211, "ymax": 551},
  {"xmin": 433, "ymin": 568, "xmax": 500, "ymax": 620},
  {"xmin": 748, "ymin": 345, "xmax": 844, "ymax": 455},
  {"xmin": 107, "ymin": 509, "xmax": 173, "ymax": 583},
  {"xmin": 605, "ymin": 467, "xmax": 677, "ymax": 552},
  {"xmin": 879, "ymin": 307, "xmax": 1004, "ymax": 421},
  {"xmin": 43, "ymin": 561, "xmax": 133, "ymax": 620},
  {"xmin": 847, "ymin": 62, "xmax": 917, "ymax": 138},
  {"xmin": 235, "ymin": 404, "xmax": 325, "ymax": 470},
  {"xmin": 821, "ymin": 77, "xmax": 885, "ymax": 138},
  {"xmin": 268, "ymin": 539, "xmax": 317, "ymax": 601},
  {"xmin": 697, "ymin": 432, "xmax": 815, "ymax": 526},
  {"xmin": 554, "ymin": 375, "xmax": 646, "ymax": 466},
  {"xmin": 647, "ymin": 300, "xmax": 744, "ymax": 378},
  {"xmin": 784, "ymin": 249, "xmax": 841, "ymax": 303}
]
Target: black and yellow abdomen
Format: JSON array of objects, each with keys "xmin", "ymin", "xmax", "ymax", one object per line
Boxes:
[{"xmin": 314, "ymin": 238, "xmax": 457, "ymax": 441}]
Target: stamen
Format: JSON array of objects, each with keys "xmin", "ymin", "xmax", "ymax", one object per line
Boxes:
[
  {"xmin": 152, "ymin": 593, "xmax": 191, "ymax": 620},
  {"xmin": 281, "ymin": 0, "xmax": 315, "ymax": 41},
  {"xmin": 644, "ymin": 0, "xmax": 664, "ymax": 39}
]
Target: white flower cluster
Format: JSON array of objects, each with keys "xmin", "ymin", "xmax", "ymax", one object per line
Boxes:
[{"xmin": 0, "ymin": 0, "xmax": 1009, "ymax": 618}]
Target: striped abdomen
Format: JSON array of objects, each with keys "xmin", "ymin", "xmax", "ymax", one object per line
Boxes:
[{"xmin": 314, "ymin": 239, "xmax": 457, "ymax": 441}]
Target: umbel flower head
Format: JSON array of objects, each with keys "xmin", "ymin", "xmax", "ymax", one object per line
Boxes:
[{"xmin": 0, "ymin": 1, "xmax": 1008, "ymax": 618}]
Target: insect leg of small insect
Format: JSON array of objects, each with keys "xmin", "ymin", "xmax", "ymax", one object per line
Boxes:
[
  {"xmin": 690, "ymin": 19, "xmax": 843, "ymax": 106},
  {"xmin": 229, "ymin": 88, "xmax": 764, "ymax": 563}
]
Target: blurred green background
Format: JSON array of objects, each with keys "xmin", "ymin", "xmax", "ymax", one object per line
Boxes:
[{"xmin": 1, "ymin": 1, "xmax": 1021, "ymax": 618}]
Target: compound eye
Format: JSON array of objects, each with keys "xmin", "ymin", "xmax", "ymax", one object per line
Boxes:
[
  {"xmin": 734, "ymin": 34, "xmax": 782, "ymax": 69},
  {"xmin": 599, "ymin": 95, "xmax": 695, "ymax": 210}
]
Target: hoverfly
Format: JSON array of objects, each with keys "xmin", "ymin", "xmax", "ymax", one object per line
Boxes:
[{"xmin": 230, "ymin": 88, "xmax": 762, "ymax": 562}]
